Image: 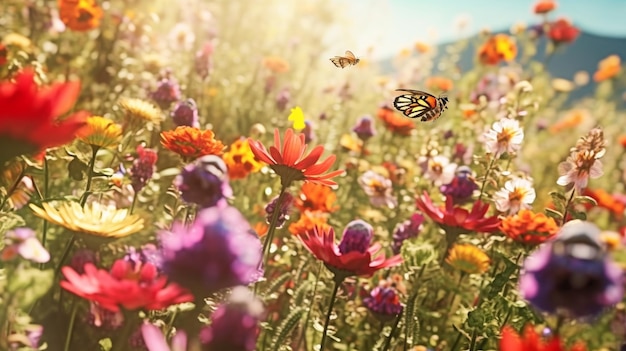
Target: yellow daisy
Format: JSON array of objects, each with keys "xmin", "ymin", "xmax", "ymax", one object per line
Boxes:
[
  {"xmin": 445, "ymin": 244, "xmax": 490, "ymax": 274},
  {"xmin": 29, "ymin": 201, "xmax": 144, "ymax": 244},
  {"xmin": 118, "ymin": 98, "xmax": 163, "ymax": 125},
  {"xmin": 79, "ymin": 116, "xmax": 122, "ymax": 149}
]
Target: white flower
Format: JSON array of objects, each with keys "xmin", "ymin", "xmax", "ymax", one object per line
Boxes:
[
  {"xmin": 358, "ymin": 170, "xmax": 397, "ymax": 209},
  {"xmin": 424, "ymin": 155, "xmax": 457, "ymax": 186},
  {"xmin": 493, "ymin": 177, "xmax": 536, "ymax": 215},
  {"xmin": 168, "ymin": 23, "xmax": 196, "ymax": 51},
  {"xmin": 482, "ymin": 118, "xmax": 524, "ymax": 158}
]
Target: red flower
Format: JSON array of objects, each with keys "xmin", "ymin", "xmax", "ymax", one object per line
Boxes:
[
  {"xmin": 0, "ymin": 70, "xmax": 88, "ymax": 166},
  {"xmin": 248, "ymin": 128, "xmax": 344, "ymax": 188},
  {"xmin": 416, "ymin": 191, "xmax": 500, "ymax": 234},
  {"xmin": 500, "ymin": 325, "xmax": 587, "ymax": 351},
  {"xmin": 298, "ymin": 225, "xmax": 402, "ymax": 278},
  {"xmin": 61, "ymin": 259, "xmax": 194, "ymax": 312},
  {"xmin": 0, "ymin": 44, "xmax": 7, "ymax": 66},
  {"xmin": 548, "ymin": 19, "xmax": 580, "ymax": 44}
]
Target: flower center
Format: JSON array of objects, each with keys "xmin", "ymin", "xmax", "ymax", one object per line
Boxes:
[
  {"xmin": 497, "ymin": 127, "xmax": 516, "ymax": 144},
  {"xmin": 508, "ymin": 187, "xmax": 527, "ymax": 204}
]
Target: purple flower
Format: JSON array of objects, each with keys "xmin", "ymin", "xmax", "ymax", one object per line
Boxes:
[
  {"xmin": 303, "ymin": 120, "xmax": 315, "ymax": 143},
  {"xmin": 352, "ymin": 116, "xmax": 376, "ymax": 141},
  {"xmin": 159, "ymin": 205, "xmax": 262, "ymax": 296},
  {"xmin": 130, "ymin": 145, "xmax": 158, "ymax": 193},
  {"xmin": 275, "ymin": 88, "xmax": 290, "ymax": 111},
  {"xmin": 150, "ymin": 72, "xmax": 181, "ymax": 109},
  {"xmin": 392, "ymin": 213, "xmax": 424, "ymax": 254},
  {"xmin": 141, "ymin": 322, "xmax": 187, "ymax": 351},
  {"xmin": 200, "ymin": 287, "xmax": 263, "ymax": 351},
  {"xmin": 519, "ymin": 220, "xmax": 624, "ymax": 318},
  {"xmin": 174, "ymin": 155, "xmax": 233, "ymax": 209},
  {"xmin": 363, "ymin": 285, "xmax": 403, "ymax": 321},
  {"xmin": 171, "ymin": 99, "xmax": 199, "ymax": 128},
  {"xmin": 264, "ymin": 192, "xmax": 294, "ymax": 229},
  {"xmin": 339, "ymin": 220, "xmax": 374, "ymax": 254},
  {"xmin": 124, "ymin": 244, "xmax": 162, "ymax": 271},
  {"xmin": 439, "ymin": 166, "xmax": 478, "ymax": 204}
]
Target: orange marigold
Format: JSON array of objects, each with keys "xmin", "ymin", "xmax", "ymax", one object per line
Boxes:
[
  {"xmin": 478, "ymin": 34, "xmax": 517, "ymax": 65},
  {"xmin": 500, "ymin": 209, "xmax": 559, "ymax": 246},
  {"xmin": 288, "ymin": 210, "xmax": 330, "ymax": 236},
  {"xmin": 533, "ymin": 0, "xmax": 556, "ymax": 14},
  {"xmin": 593, "ymin": 55, "xmax": 621, "ymax": 82},
  {"xmin": 222, "ymin": 138, "xmax": 265, "ymax": 180},
  {"xmin": 295, "ymin": 182, "xmax": 339, "ymax": 213},
  {"xmin": 160, "ymin": 126, "xmax": 225, "ymax": 163},
  {"xmin": 584, "ymin": 188, "xmax": 625, "ymax": 220},
  {"xmin": 425, "ymin": 76, "xmax": 454, "ymax": 92},
  {"xmin": 376, "ymin": 105, "xmax": 414, "ymax": 136},
  {"xmin": 58, "ymin": 0, "xmax": 103, "ymax": 32}
]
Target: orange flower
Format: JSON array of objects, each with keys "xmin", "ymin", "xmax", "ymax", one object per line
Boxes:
[
  {"xmin": 500, "ymin": 209, "xmax": 559, "ymax": 246},
  {"xmin": 548, "ymin": 109, "xmax": 587, "ymax": 134},
  {"xmin": 533, "ymin": 0, "xmax": 556, "ymax": 14},
  {"xmin": 222, "ymin": 138, "xmax": 265, "ymax": 180},
  {"xmin": 425, "ymin": 76, "xmax": 453, "ymax": 92},
  {"xmin": 583, "ymin": 188, "xmax": 625, "ymax": 220},
  {"xmin": 262, "ymin": 56, "xmax": 290, "ymax": 73},
  {"xmin": 58, "ymin": 0, "xmax": 103, "ymax": 32},
  {"xmin": 376, "ymin": 105, "xmax": 414, "ymax": 136},
  {"xmin": 295, "ymin": 182, "xmax": 339, "ymax": 213},
  {"xmin": 253, "ymin": 222, "xmax": 269, "ymax": 237},
  {"xmin": 478, "ymin": 34, "xmax": 517, "ymax": 65},
  {"xmin": 248, "ymin": 128, "xmax": 345, "ymax": 188},
  {"xmin": 593, "ymin": 55, "xmax": 621, "ymax": 82},
  {"xmin": 288, "ymin": 210, "xmax": 330, "ymax": 236},
  {"xmin": 339, "ymin": 134, "xmax": 363, "ymax": 153},
  {"xmin": 618, "ymin": 134, "xmax": 626, "ymax": 148},
  {"xmin": 414, "ymin": 41, "xmax": 431, "ymax": 54},
  {"xmin": 160, "ymin": 126, "xmax": 225, "ymax": 162}
]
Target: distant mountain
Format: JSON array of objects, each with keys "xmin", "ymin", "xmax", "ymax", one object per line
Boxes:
[{"xmin": 378, "ymin": 30, "xmax": 626, "ymax": 105}]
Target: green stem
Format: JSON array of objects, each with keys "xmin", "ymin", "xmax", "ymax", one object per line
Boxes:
[
  {"xmin": 478, "ymin": 157, "xmax": 497, "ymax": 201},
  {"xmin": 468, "ymin": 328, "xmax": 478, "ymax": 351},
  {"xmin": 553, "ymin": 315, "xmax": 565, "ymax": 336},
  {"xmin": 55, "ymin": 235, "xmax": 76, "ymax": 278},
  {"xmin": 320, "ymin": 278, "xmax": 342, "ymax": 351},
  {"xmin": 262, "ymin": 187, "xmax": 287, "ymax": 268},
  {"xmin": 63, "ymin": 301, "xmax": 79, "ymax": 351},
  {"xmin": 41, "ymin": 154, "xmax": 49, "ymax": 268},
  {"xmin": 295, "ymin": 261, "xmax": 323, "ymax": 351},
  {"xmin": 80, "ymin": 146, "xmax": 99, "ymax": 207},
  {"xmin": 561, "ymin": 189, "xmax": 576, "ymax": 226},
  {"xmin": 130, "ymin": 191, "xmax": 139, "ymax": 214},
  {"xmin": 382, "ymin": 311, "xmax": 403, "ymax": 351},
  {"xmin": 0, "ymin": 167, "xmax": 25, "ymax": 210},
  {"xmin": 450, "ymin": 330, "xmax": 463, "ymax": 351}
]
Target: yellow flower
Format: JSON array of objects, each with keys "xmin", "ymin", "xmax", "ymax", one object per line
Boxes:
[
  {"xmin": 118, "ymin": 98, "xmax": 163, "ymax": 125},
  {"xmin": 2, "ymin": 33, "xmax": 33, "ymax": 51},
  {"xmin": 222, "ymin": 138, "xmax": 265, "ymax": 180},
  {"xmin": 288, "ymin": 106, "xmax": 306, "ymax": 130},
  {"xmin": 29, "ymin": 202, "xmax": 144, "ymax": 244},
  {"xmin": 446, "ymin": 244, "xmax": 490, "ymax": 274},
  {"xmin": 79, "ymin": 116, "xmax": 122, "ymax": 149}
]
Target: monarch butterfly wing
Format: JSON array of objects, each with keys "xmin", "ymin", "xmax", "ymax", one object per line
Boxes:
[
  {"xmin": 344, "ymin": 50, "xmax": 356, "ymax": 60},
  {"xmin": 393, "ymin": 94, "xmax": 429, "ymax": 119},
  {"xmin": 330, "ymin": 57, "xmax": 347, "ymax": 68}
]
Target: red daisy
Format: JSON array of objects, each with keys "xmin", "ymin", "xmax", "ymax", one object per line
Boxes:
[
  {"xmin": 416, "ymin": 191, "xmax": 501, "ymax": 234},
  {"xmin": 60, "ymin": 259, "xmax": 194, "ymax": 312},
  {"xmin": 248, "ymin": 128, "xmax": 345, "ymax": 188},
  {"xmin": 500, "ymin": 325, "xmax": 587, "ymax": 351},
  {"xmin": 0, "ymin": 70, "xmax": 88, "ymax": 166},
  {"xmin": 298, "ymin": 223, "xmax": 402, "ymax": 279}
]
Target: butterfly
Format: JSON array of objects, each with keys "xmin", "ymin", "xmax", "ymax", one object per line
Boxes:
[
  {"xmin": 392, "ymin": 89, "xmax": 449, "ymax": 122},
  {"xmin": 330, "ymin": 50, "xmax": 360, "ymax": 68}
]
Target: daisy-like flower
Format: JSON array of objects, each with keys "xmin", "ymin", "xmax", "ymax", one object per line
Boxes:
[
  {"xmin": 493, "ymin": 177, "xmax": 536, "ymax": 215},
  {"xmin": 161, "ymin": 126, "xmax": 225, "ymax": 163},
  {"xmin": 0, "ymin": 70, "xmax": 88, "ymax": 167},
  {"xmin": 222, "ymin": 138, "xmax": 265, "ymax": 180},
  {"xmin": 298, "ymin": 221, "xmax": 403, "ymax": 279},
  {"xmin": 556, "ymin": 150, "xmax": 603, "ymax": 194},
  {"xmin": 118, "ymin": 97, "xmax": 163, "ymax": 126},
  {"xmin": 445, "ymin": 243, "xmax": 490, "ymax": 274},
  {"xmin": 416, "ymin": 191, "xmax": 501, "ymax": 235},
  {"xmin": 482, "ymin": 118, "xmax": 524, "ymax": 158},
  {"xmin": 500, "ymin": 209, "xmax": 559, "ymax": 246},
  {"xmin": 424, "ymin": 155, "xmax": 457, "ymax": 186},
  {"xmin": 358, "ymin": 170, "xmax": 397, "ymax": 209},
  {"xmin": 29, "ymin": 201, "xmax": 144, "ymax": 245},
  {"xmin": 60, "ymin": 258, "xmax": 193, "ymax": 312},
  {"xmin": 248, "ymin": 128, "xmax": 345, "ymax": 188},
  {"xmin": 78, "ymin": 116, "xmax": 122, "ymax": 149},
  {"xmin": 500, "ymin": 324, "xmax": 587, "ymax": 351},
  {"xmin": 168, "ymin": 23, "xmax": 195, "ymax": 51},
  {"xmin": 295, "ymin": 182, "xmax": 339, "ymax": 213}
]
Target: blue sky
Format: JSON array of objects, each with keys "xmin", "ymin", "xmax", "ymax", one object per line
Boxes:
[{"xmin": 335, "ymin": 0, "xmax": 626, "ymax": 60}]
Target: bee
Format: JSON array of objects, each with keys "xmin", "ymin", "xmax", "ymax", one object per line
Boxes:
[
  {"xmin": 330, "ymin": 50, "xmax": 360, "ymax": 68},
  {"xmin": 393, "ymin": 89, "xmax": 449, "ymax": 122}
]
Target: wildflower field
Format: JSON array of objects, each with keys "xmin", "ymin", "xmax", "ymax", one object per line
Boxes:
[{"xmin": 2, "ymin": 0, "xmax": 626, "ymax": 350}]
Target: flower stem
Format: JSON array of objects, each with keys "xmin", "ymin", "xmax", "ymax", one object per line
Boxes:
[
  {"xmin": 63, "ymin": 301, "xmax": 79, "ymax": 351},
  {"xmin": 561, "ymin": 189, "xmax": 576, "ymax": 226},
  {"xmin": 320, "ymin": 278, "xmax": 342, "ymax": 351},
  {"xmin": 41, "ymin": 154, "xmax": 49, "ymax": 262},
  {"xmin": 130, "ymin": 191, "xmax": 139, "ymax": 214},
  {"xmin": 262, "ymin": 187, "xmax": 287, "ymax": 268},
  {"xmin": 382, "ymin": 310, "xmax": 403, "ymax": 351},
  {"xmin": 295, "ymin": 261, "xmax": 323, "ymax": 351},
  {"xmin": 468, "ymin": 328, "xmax": 478, "ymax": 351},
  {"xmin": 54, "ymin": 235, "xmax": 76, "ymax": 278},
  {"xmin": 0, "ymin": 166, "xmax": 25, "ymax": 210},
  {"xmin": 478, "ymin": 157, "xmax": 497, "ymax": 201},
  {"xmin": 80, "ymin": 146, "xmax": 99, "ymax": 207}
]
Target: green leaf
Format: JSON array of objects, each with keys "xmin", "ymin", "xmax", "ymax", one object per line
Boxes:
[
  {"xmin": 544, "ymin": 208, "xmax": 563, "ymax": 220},
  {"xmin": 467, "ymin": 308, "xmax": 486, "ymax": 328},
  {"xmin": 262, "ymin": 272, "xmax": 291, "ymax": 300},
  {"xmin": 270, "ymin": 307, "xmax": 305, "ymax": 351},
  {"xmin": 570, "ymin": 210, "xmax": 587, "ymax": 220},
  {"xmin": 572, "ymin": 195, "xmax": 597, "ymax": 206},
  {"xmin": 7, "ymin": 268, "xmax": 53, "ymax": 308},
  {"xmin": 99, "ymin": 338, "xmax": 112, "ymax": 351},
  {"xmin": 0, "ymin": 212, "xmax": 25, "ymax": 235}
]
